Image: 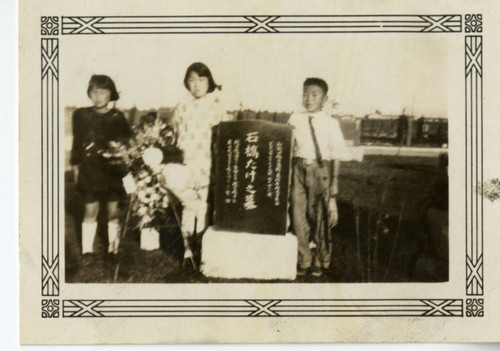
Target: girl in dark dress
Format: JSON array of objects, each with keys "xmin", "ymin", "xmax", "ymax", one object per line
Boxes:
[{"xmin": 70, "ymin": 75, "xmax": 132, "ymax": 255}]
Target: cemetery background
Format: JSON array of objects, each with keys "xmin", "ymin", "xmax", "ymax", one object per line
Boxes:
[{"xmin": 64, "ymin": 105, "xmax": 448, "ymax": 283}]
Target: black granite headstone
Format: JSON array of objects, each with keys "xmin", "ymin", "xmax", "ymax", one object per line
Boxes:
[{"xmin": 214, "ymin": 120, "xmax": 292, "ymax": 235}]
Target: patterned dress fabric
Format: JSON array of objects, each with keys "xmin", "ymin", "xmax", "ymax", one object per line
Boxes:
[{"xmin": 166, "ymin": 91, "xmax": 228, "ymax": 232}]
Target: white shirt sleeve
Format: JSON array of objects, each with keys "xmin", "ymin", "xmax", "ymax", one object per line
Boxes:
[{"xmin": 329, "ymin": 117, "xmax": 351, "ymax": 161}]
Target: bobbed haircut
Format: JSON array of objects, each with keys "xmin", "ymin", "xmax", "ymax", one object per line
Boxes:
[
  {"xmin": 303, "ymin": 77, "xmax": 328, "ymax": 95},
  {"xmin": 87, "ymin": 74, "xmax": 120, "ymax": 101},
  {"xmin": 183, "ymin": 62, "xmax": 220, "ymax": 93}
]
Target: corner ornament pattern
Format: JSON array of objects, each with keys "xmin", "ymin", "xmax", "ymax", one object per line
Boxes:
[
  {"xmin": 465, "ymin": 14, "xmax": 482, "ymax": 32},
  {"xmin": 41, "ymin": 16, "xmax": 59, "ymax": 35},
  {"xmin": 466, "ymin": 299, "xmax": 484, "ymax": 317},
  {"xmin": 41, "ymin": 299, "xmax": 60, "ymax": 318}
]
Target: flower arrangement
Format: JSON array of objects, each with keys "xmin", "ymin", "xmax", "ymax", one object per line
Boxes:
[
  {"xmin": 121, "ymin": 113, "xmax": 180, "ymax": 229},
  {"xmin": 130, "ymin": 169, "xmax": 171, "ymax": 229},
  {"xmin": 98, "ymin": 112, "xmax": 184, "ymax": 251}
]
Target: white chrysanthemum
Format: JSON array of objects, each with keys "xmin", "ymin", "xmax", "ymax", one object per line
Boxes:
[{"xmin": 142, "ymin": 147, "xmax": 163, "ymax": 169}]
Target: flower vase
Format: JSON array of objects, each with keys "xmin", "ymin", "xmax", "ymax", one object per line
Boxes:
[{"xmin": 140, "ymin": 227, "xmax": 160, "ymax": 251}]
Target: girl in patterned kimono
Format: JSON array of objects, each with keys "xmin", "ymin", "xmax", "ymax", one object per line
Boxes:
[{"xmin": 164, "ymin": 62, "xmax": 229, "ymax": 262}]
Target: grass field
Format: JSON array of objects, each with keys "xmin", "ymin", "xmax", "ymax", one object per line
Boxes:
[{"xmin": 65, "ymin": 154, "xmax": 448, "ymax": 284}]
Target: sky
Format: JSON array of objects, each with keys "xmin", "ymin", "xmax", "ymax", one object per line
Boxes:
[{"xmin": 61, "ymin": 34, "xmax": 447, "ymax": 117}]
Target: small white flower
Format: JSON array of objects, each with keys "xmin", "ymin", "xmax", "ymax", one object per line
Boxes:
[
  {"xmin": 144, "ymin": 176, "xmax": 152, "ymax": 184},
  {"xmin": 138, "ymin": 191, "xmax": 148, "ymax": 202},
  {"xmin": 138, "ymin": 207, "xmax": 148, "ymax": 216},
  {"xmin": 150, "ymin": 193, "xmax": 160, "ymax": 202}
]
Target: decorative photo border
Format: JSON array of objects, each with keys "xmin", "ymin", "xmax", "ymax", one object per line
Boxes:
[{"xmin": 39, "ymin": 14, "xmax": 484, "ymax": 319}]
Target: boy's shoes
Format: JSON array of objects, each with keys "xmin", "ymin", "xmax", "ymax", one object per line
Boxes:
[
  {"xmin": 311, "ymin": 266, "xmax": 323, "ymax": 277},
  {"xmin": 297, "ymin": 266, "xmax": 325, "ymax": 277},
  {"xmin": 296, "ymin": 266, "xmax": 308, "ymax": 277}
]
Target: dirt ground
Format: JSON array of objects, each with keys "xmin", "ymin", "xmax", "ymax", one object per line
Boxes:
[{"xmin": 65, "ymin": 154, "xmax": 448, "ymax": 284}]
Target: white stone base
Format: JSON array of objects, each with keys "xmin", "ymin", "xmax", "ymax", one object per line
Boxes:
[{"xmin": 200, "ymin": 227, "xmax": 298, "ymax": 280}]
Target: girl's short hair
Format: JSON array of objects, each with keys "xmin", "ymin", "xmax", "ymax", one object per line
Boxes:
[
  {"xmin": 303, "ymin": 77, "xmax": 329, "ymax": 95},
  {"xmin": 87, "ymin": 75, "xmax": 120, "ymax": 101},
  {"xmin": 183, "ymin": 62, "xmax": 221, "ymax": 93}
]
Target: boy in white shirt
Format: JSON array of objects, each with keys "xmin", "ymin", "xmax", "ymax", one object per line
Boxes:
[{"xmin": 288, "ymin": 78, "xmax": 349, "ymax": 277}]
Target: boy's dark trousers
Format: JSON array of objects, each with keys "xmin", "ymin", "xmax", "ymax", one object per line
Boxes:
[{"xmin": 291, "ymin": 158, "xmax": 333, "ymax": 270}]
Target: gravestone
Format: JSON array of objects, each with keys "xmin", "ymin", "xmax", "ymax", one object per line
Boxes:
[
  {"xmin": 214, "ymin": 120, "xmax": 292, "ymax": 235},
  {"xmin": 202, "ymin": 120, "xmax": 297, "ymax": 280}
]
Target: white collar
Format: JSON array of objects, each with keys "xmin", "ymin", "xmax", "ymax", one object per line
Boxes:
[{"xmin": 300, "ymin": 110, "xmax": 328, "ymax": 118}]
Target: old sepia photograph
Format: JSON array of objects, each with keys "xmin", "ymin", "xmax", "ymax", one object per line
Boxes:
[
  {"xmin": 20, "ymin": 0, "xmax": 500, "ymax": 343},
  {"xmin": 61, "ymin": 34, "xmax": 449, "ymax": 284}
]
